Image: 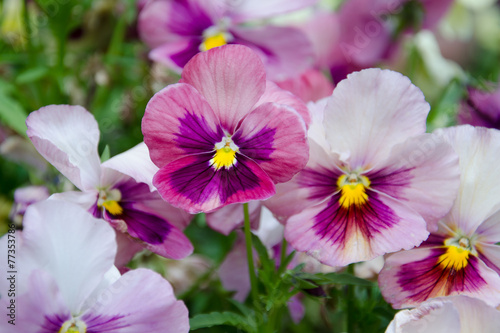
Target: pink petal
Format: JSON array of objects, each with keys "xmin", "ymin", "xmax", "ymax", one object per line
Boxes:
[
  {"xmin": 149, "ymin": 38, "xmax": 200, "ymax": 72},
  {"xmin": 275, "ymin": 69, "xmax": 334, "ymax": 104},
  {"xmin": 323, "ymin": 69, "xmax": 429, "ymax": 169},
  {"xmin": 219, "ymin": 236, "xmax": 251, "ymax": 302},
  {"xmin": 231, "ymin": 26, "xmax": 314, "ymax": 81},
  {"xmin": 26, "ymin": 105, "xmax": 101, "ymax": 191},
  {"xmin": 285, "ymin": 190, "xmax": 428, "ymax": 266},
  {"xmin": 142, "ymin": 83, "xmax": 221, "ymax": 168},
  {"xmin": 369, "ymin": 133, "xmax": 460, "ymax": 231},
  {"xmin": 256, "ymin": 81, "xmax": 311, "ymax": 126},
  {"xmin": 234, "ymin": 103, "xmax": 308, "ymax": 184},
  {"xmin": 83, "ymin": 269, "xmax": 189, "ymax": 333},
  {"xmin": 379, "ymin": 247, "xmax": 500, "ymax": 308},
  {"xmin": 154, "ymin": 154, "xmax": 275, "ymax": 213},
  {"xmin": 180, "ymin": 45, "xmax": 266, "ymax": 133}
]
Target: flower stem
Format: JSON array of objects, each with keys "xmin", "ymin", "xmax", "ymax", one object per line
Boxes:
[{"xmin": 243, "ymin": 203, "xmax": 259, "ymax": 303}]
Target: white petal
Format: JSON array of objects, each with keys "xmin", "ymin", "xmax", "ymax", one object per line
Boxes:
[
  {"xmin": 323, "ymin": 69, "xmax": 429, "ymax": 169},
  {"xmin": 26, "ymin": 105, "xmax": 101, "ymax": 190}
]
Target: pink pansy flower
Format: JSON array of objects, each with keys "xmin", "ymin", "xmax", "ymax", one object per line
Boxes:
[
  {"xmin": 458, "ymin": 84, "xmax": 500, "ymax": 130},
  {"xmin": 379, "ymin": 126, "xmax": 500, "ymax": 308},
  {"xmin": 26, "ymin": 105, "xmax": 193, "ymax": 263},
  {"xmin": 0, "ymin": 200, "xmax": 189, "ymax": 333},
  {"xmin": 138, "ymin": 0, "xmax": 316, "ymax": 80},
  {"xmin": 275, "ymin": 68, "xmax": 334, "ymax": 103},
  {"xmin": 386, "ymin": 296, "xmax": 500, "ymax": 333},
  {"xmin": 267, "ymin": 68, "xmax": 460, "ymax": 267},
  {"xmin": 142, "ymin": 45, "xmax": 309, "ymax": 213}
]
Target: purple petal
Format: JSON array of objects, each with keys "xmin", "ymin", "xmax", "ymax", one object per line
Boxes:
[
  {"xmin": 233, "ymin": 102, "xmax": 308, "ymax": 184},
  {"xmin": 149, "ymin": 38, "xmax": 202, "ymax": 71},
  {"xmin": 154, "ymin": 153, "xmax": 275, "ymax": 213}
]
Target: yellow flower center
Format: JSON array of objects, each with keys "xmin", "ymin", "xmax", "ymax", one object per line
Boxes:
[
  {"xmin": 200, "ymin": 32, "xmax": 228, "ymax": 51},
  {"xmin": 439, "ymin": 245, "xmax": 470, "ymax": 271},
  {"xmin": 210, "ymin": 137, "xmax": 239, "ymax": 170},
  {"xmin": 97, "ymin": 188, "xmax": 123, "ymax": 216},
  {"xmin": 59, "ymin": 319, "xmax": 87, "ymax": 333},
  {"xmin": 337, "ymin": 173, "xmax": 371, "ymax": 208}
]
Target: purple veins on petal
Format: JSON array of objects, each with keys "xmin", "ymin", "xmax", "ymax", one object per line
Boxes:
[
  {"xmin": 312, "ymin": 191, "xmax": 399, "ymax": 247},
  {"xmin": 233, "ymin": 126, "xmax": 276, "ymax": 162},
  {"xmin": 80, "ymin": 313, "xmax": 129, "ymax": 332},
  {"xmin": 396, "ymin": 248, "xmax": 487, "ymax": 304},
  {"xmin": 297, "ymin": 166, "xmax": 339, "ymax": 201},
  {"xmin": 175, "ymin": 109, "xmax": 224, "ymax": 155},
  {"xmin": 41, "ymin": 313, "xmax": 71, "ymax": 332}
]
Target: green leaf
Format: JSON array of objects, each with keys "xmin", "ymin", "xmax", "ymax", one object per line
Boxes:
[
  {"xmin": 100, "ymin": 145, "xmax": 111, "ymax": 162},
  {"xmin": 189, "ymin": 312, "xmax": 255, "ymax": 331},
  {"xmin": 0, "ymin": 91, "xmax": 28, "ymax": 137},
  {"xmin": 251, "ymin": 234, "xmax": 273, "ymax": 271},
  {"xmin": 321, "ymin": 273, "xmax": 374, "ymax": 287},
  {"xmin": 16, "ymin": 67, "xmax": 49, "ymax": 84}
]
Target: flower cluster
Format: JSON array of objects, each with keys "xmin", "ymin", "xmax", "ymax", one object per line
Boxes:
[{"xmin": 2, "ymin": 0, "xmax": 500, "ymax": 331}]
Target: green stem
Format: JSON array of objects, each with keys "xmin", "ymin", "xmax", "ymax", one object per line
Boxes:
[
  {"xmin": 243, "ymin": 203, "xmax": 259, "ymax": 303},
  {"xmin": 278, "ymin": 237, "xmax": 287, "ymax": 275},
  {"xmin": 346, "ymin": 264, "xmax": 356, "ymax": 333}
]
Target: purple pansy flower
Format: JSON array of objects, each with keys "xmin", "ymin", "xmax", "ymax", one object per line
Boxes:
[
  {"xmin": 458, "ymin": 84, "xmax": 500, "ymax": 129},
  {"xmin": 138, "ymin": 0, "xmax": 316, "ymax": 80},
  {"xmin": 267, "ymin": 68, "xmax": 460, "ymax": 266},
  {"xmin": 26, "ymin": 105, "xmax": 193, "ymax": 264},
  {"xmin": 142, "ymin": 45, "xmax": 309, "ymax": 213},
  {"xmin": 379, "ymin": 126, "xmax": 500, "ymax": 308},
  {"xmin": 0, "ymin": 200, "xmax": 189, "ymax": 333}
]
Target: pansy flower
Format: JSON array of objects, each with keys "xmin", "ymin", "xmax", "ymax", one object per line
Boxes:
[
  {"xmin": 267, "ymin": 68, "xmax": 460, "ymax": 266},
  {"xmin": 26, "ymin": 105, "xmax": 193, "ymax": 263},
  {"xmin": 142, "ymin": 45, "xmax": 309, "ymax": 213},
  {"xmin": 0, "ymin": 200, "xmax": 189, "ymax": 333},
  {"xmin": 379, "ymin": 125, "xmax": 500, "ymax": 308},
  {"xmin": 138, "ymin": 0, "xmax": 315, "ymax": 80},
  {"xmin": 458, "ymin": 84, "xmax": 500, "ymax": 129}
]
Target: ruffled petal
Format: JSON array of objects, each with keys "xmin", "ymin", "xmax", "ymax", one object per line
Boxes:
[
  {"xmin": 255, "ymin": 81, "xmax": 311, "ymax": 126},
  {"xmin": 477, "ymin": 242, "xmax": 500, "ymax": 276},
  {"xmin": 369, "ymin": 133, "xmax": 460, "ymax": 231},
  {"xmin": 323, "ymin": 69, "xmax": 429, "ymax": 169},
  {"xmin": 233, "ymin": 102, "xmax": 308, "ymax": 184},
  {"xmin": 154, "ymin": 153, "xmax": 275, "ymax": 213},
  {"xmin": 19, "ymin": 200, "xmax": 117, "ymax": 314},
  {"xmin": 286, "ymin": 190, "xmax": 428, "ymax": 266},
  {"xmin": 436, "ymin": 125, "xmax": 500, "ymax": 235},
  {"xmin": 180, "ymin": 45, "xmax": 266, "ymax": 133},
  {"xmin": 142, "ymin": 83, "xmax": 223, "ymax": 168},
  {"xmin": 102, "ymin": 142, "xmax": 159, "ymax": 191},
  {"xmin": 26, "ymin": 105, "xmax": 101, "ymax": 191},
  {"xmin": 231, "ymin": 25, "xmax": 314, "ymax": 81},
  {"xmin": 379, "ymin": 247, "xmax": 500, "ymax": 308},
  {"xmin": 275, "ymin": 69, "xmax": 334, "ymax": 104},
  {"xmin": 82, "ymin": 269, "xmax": 189, "ymax": 333}
]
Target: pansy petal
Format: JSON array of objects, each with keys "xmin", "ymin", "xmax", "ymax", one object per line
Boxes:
[
  {"xmin": 436, "ymin": 125, "xmax": 500, "ymax": 234},
  {"xmin": 323, "ymin": 69, "xmax": 429, "ymax": 169},
  {"xmin": 275, "ymin": 69, "xmax": 335, "ymax": 104},
  {"xmin": 138, "ymin": 0, "xmax": 214, "ymax": 48},
  {"xmin": 228, "ymin": 0, "xmax": 318, "ymax": 22},
  {"xmin": 149, "ymin": 38, "xmax": 201, "ymax": 72},
  {"xmin": 102, "ymin": 142, "xmax": 159, "ymax": 191},
  {"xmin": 3, "ymin": 271, "xmax": 71, "ymax": 333},
  {"xmin": 379, "ymin": 246, "xmax": 500, "ymax": 308},
  {"xmin": 286, "ymin": 190, "xmax": 428, "ymax": 266},
  {"xmin": 451, "ymin": 295, "xmax": 500, "ymax": 332},
  {"xmin": 219, "ymin": 236, "xmax": 251, "ymax": 302},
  {"xmin": 205, "ymin": 201, "xmax": 261, "ymax": 235},
  {"xmin": 233, "ymin": 102, "xmax": 308, "ymax": 184},
  {"xmin": 476, "ymin": 208, "xmax": 500, "ymax": 244},
  {"xmin": 369, "ymin": 133, "xmax": 460, "ymax": 231},
  {"xmin": 105, "ymin": 202, "xmax": 193, "ymax": 259},
  {"xmin": 154, "ymin": 153, "xmax": 275, "ymax": 213},
  {"xmin": 114, "ymin": 231, "xmax": 145, "ymax": 267},
  {"xmin": 264, "ymin": 140, "xmax": 340, "ymax": 221},
  {"xmin": 26, "ymin": 105, "xmax": 101, "ymax": 191},
  {"xmin": 477, "ymin": 243, "xmax": 500, "ymax": 276},
  {"xmin": 82, "ymin": 268, "xmax": 189, "ymax": 333},
  {"xmin": 231, "ymin": 26, "xmax": 314, "ymax": 81},
  {"xmin": 142, "ymin": 83, "xmax": 223, "ymax": 167},
  {"xmin": 19, "ymin": 200, "xmax": 117, "ymax": 314},
  {"xmin": 255, "ymin": 80, "xmax": 311, "ymax": 126},
  {"xmin": 180, "ymin": 45, "xmax": 266, "ymax": 133}
]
